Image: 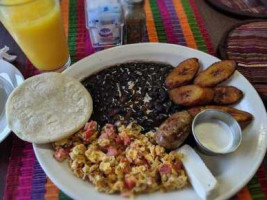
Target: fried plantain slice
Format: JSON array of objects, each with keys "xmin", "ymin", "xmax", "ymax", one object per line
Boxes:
[
  {"xmin": 165, "ymin": 58, "xmax": 200, "ymax": 89},
  {"xmin": 194, "ymin": 60, "xmax": 236, "ymax": 87},
  {"xmin": 187, "ymin": 106, "xmax": 204, "ymax": 117},
  {"xmin": 213, "ymin": 86, "xmax": 243, "ymax": 105},
  {"xmin": 169, "ymin": 85, "xmax": 214, "ymax": 107},
  {"xmin": 188, "ymin": 105, "xmax": 253, "ymax": 129}
]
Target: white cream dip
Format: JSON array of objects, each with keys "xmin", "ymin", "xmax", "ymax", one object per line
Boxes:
[{"xmin": 194, "ymin": 119, "xmax": 234, "ymax": 153}]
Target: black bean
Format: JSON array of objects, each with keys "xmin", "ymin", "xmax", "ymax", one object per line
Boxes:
[
  {"xmin": 154, "ymin": 103, "xmax": 164, "ymax": 112},
  {"xmin": 81, "ymin": 62, "xmax": 182, "ymax": 132}
]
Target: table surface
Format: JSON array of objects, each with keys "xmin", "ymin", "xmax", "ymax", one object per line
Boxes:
[{"xmin": 0, "ymin": 0, "xmax": 266, "ymax": 198}]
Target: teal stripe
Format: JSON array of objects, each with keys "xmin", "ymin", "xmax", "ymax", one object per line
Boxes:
[
  {"xmin": 59, "ymin": 191, "xmax": 72, "ymax": 200},
  {"xmin": 149, "ymin": 0, "xmax": 167, "ymax": 43},
  {"xmin": 68, "ymin": 0, "xmax": 77, "ymax": 63}
]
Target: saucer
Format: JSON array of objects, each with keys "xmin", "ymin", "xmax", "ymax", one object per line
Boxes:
[{"xmin": 0, "ymin": 59, "xmax": 24, "ymax": 143}]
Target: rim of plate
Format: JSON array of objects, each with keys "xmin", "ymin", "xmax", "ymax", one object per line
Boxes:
[
  {"xmin": 34, "ymin": 43, "xmax": 267, "ymax": 200},
  {"xmin": 0, "ymin": 59, "xmax": 24, "ymax": 143}
]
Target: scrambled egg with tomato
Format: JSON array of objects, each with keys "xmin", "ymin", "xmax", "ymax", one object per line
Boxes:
[{"xmin": 53, "ymin": 121, "xmax": 187, "ymax": 197}]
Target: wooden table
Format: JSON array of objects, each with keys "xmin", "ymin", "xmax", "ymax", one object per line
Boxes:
[{"xmin": 0, "ymin": 0, "xmax": 266, "ymax": 198}]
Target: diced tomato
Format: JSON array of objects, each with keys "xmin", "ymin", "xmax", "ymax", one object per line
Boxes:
[
  {"xmin": 123, "ymin": 166, "xmax": 131, "ymax": 174},
  {"xmin": 84, "ymin": 130, "xmax": 93, "ymax": 140},
  {"xmin": 159, "ymin": 164, "xmax": 171, "ymax": 174},
  {"xmin": 115, "ymin": 136, "xmax": 124, "ymax": 144},
  {"xmin": 120, "ymin": 157, "xmax": 129, "ymax": 163},
  {"xmin": 106, "ymin": 146, "xmax": 118, "ymax": 156},
  {"xmin": 100, "ymin": 124, "xmax": 116, "ymax": 139},
  {"xmin": 172, "ymin": 160, "xmax": 182, "ymax": 171},
  {"xmin": 84, "ymin": 121, "xmax": 97, "ymax": 131},
  {"xmin": 53, "ymin": 147, "xmax": 69, "ymax": 162},
  {"xmin": 83, "ymin": 121, "xmax": 98, "ymax": 141},
  {"xmin": 124, "ymin": 178, "xmax": 136, "ymax": 190},
  {"xmin": 122, "ymin": 136, "xmax": 131, "ymax": 146}
]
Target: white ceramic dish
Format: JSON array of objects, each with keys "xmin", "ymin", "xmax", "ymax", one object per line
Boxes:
[
  {"xmin": 33, "ymin": 43, "xmax": 267, "ymax": 200},
  {"xmin": 0, "ymin": 59, "xmax": 24, "ymax": 143}
]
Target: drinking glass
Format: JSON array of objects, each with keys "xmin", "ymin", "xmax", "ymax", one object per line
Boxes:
[{"xmin": 0, "ymin": 0, "xmax": 70, "ymax": 72}]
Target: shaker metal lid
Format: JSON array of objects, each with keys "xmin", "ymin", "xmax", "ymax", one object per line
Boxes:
[{"xmin": 123, "ymin": 0, "xmax": 144, "ymax": 5}]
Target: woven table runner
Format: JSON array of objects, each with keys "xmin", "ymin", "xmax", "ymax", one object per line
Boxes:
[
  {"xmin": 205, "ymin": 0, "xmax": 267, "ymax": 18},
  {"xmin": 3, "ymin": 0, "xmax": 267, "ymax": 200},
  {"xmin": 218, "ymin": 20, "xmax": 267, "ymax": 103}
]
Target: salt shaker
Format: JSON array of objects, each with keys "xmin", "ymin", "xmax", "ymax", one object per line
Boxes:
[
  {"xmin": 85, "ymin": 0, "xmax": 124, "ymax": 48},
  {"xmin": 122, "ymin": 0, "xmax": 146, "ymax": 44}
]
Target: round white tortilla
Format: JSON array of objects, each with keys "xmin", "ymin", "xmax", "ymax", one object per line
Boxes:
[{"xmin": 6, "ymin": 72, "xmax": 93, "ymax": 143}]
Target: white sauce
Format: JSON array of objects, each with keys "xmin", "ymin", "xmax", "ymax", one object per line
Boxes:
[{"xmin": 195, "ymin": 119, "xmax": 234, "ymax": 153}]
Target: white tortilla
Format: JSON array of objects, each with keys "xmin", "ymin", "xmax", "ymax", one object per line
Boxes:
[{"xmin": 6, "ymin": 72, "xmax": 93, "ymax": 143}]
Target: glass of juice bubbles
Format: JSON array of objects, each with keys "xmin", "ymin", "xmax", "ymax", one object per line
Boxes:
[{"xmin": 0, "ymin": 0, "xmax": 70, "ymax": 72}]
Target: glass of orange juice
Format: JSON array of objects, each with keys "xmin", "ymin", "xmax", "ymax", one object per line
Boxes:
[{"xmin": 0, "ymin": 0, "xmax": 70, "ymax": 72}]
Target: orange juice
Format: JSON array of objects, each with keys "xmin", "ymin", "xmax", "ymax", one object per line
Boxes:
[{"xmin": 0, "ymin": 0, "xmax": 69, "ymax": 71}]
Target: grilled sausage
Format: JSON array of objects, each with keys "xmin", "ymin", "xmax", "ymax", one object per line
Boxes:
[{"xmin": 155, "ymin": 111, "xmax": 192, "ymax": 150}]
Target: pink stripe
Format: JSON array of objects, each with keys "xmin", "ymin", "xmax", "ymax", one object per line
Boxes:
[
  {"xmin": 75, "ymin": 0, "xmax": 94, "ymax": 61},
  {"xmin": 256, "ymin": 165, "xmax": 267, "ymax": 197},
  {"xmin": 23, "ymin": 60, "xmax": 40, "ymax": 79},
  {"xmin": 157, "ymin": 0, "xmax": 180, "ymax": 44},
  {"xmin": 4, "ymin": 138, "xmax": 35, "ymax": 200}
]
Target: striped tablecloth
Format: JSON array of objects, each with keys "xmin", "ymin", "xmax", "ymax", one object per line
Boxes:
[
  {"xmin": 3, "ymin": 0, "xmax": 267, "ymax": 200},
  {"xmin": 218, "ymin": 20, "xmax": 267, "ymax": 103}
]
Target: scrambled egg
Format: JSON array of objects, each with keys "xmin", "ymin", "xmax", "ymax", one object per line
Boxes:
[{"xmin": 53, "ymin": 121, "xmax": 187, "ymax": 197}]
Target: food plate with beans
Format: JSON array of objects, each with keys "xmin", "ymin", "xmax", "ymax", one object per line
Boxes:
[{"xmin": 33, "ymin": 43, "xmax": 267, "ymax": 200}]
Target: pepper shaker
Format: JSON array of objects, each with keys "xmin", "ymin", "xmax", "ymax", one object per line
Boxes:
[{"xmin": 122, "ymin": 0, "xmax": 146, "ymax": 44}]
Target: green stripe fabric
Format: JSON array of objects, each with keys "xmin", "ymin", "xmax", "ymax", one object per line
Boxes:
[
  {"xmin": 247, "ymin": 176, "xmax": 266, "ymax": 200},
  {"xmin": 59, "ymin": 191, "xmax": 72, "ymax": 200},
  {"xmin": 149, "ymin": 0, "xmax": 168, "ymax": 42},
  {"xmin": 180, "ymin": 0, "xmax": 208, "ymax": 52},
  {"xmin": 68, "ymin": 0, "xmax": 77, "ymax": 64}
]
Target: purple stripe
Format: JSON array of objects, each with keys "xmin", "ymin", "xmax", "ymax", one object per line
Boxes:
[
  {"xmin": 164, "ymin": 0, "xmax": 187, "ymax": 46},
  {"xmin": 156, "ymin": 0, "xmax": 180, "ymax": 44},
  {"xmin": 4, "ymin": 139, "xmax": 35, "ymax": 200},
  {"xmin": 215, "ymin": 0, "xmax": 267, "ymax": 14},
  {"xmin": 31, "ymin": 159, "xmax": 46, "ymax": 200},
  {"xmin": 17, "ymin": 143, "xmax": 35, "ymax": 200},
  {"xmin": 143, "ymin": 23, "xmax": 150, "ymax": 42}
]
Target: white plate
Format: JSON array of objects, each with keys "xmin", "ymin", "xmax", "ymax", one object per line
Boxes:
[
  {"xmin": 33, "ymin": 43, "xmax": 267, "ymax": 200},
  {"xmin": 0, "ymin": 59, "xmax": 24, "ymax": 143}
]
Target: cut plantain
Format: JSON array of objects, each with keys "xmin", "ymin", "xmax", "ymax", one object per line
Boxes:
[
  {"xmin": 169, "ymin": 85, "xmax": 214, "ymax": 107},
  {"xmin": 188, "ymin": 105, "xmax": 253, "ymax": 129},
  {"xmin": 165, "ymin": 58, "xmax": 200, "ymax": 89},
  {"xmin": 187, "ymin": 106, "xmax": 204, "ymax": 117},
  {"xmin": 194, "ymin": 60, "xmax": 236, "ymax": 87},
  {"xmin": 214, "ymin": 86, "xmax": 243, "ymax": 105}
]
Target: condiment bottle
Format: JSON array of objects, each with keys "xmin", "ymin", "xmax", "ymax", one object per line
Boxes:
[
  {"xmin": 122, "ymin": 0, "xmax": 146, "ymax": 44},
  {"xmin": 85, "ymin": 0, "xmax": 124, "ymax": 48}
]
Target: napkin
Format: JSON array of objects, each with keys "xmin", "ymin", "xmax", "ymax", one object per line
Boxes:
[{"xmin": 0, "ymin": 46, "xmax": 17, "ymax": 62}]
